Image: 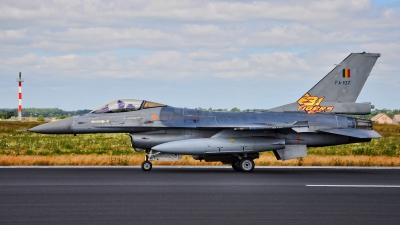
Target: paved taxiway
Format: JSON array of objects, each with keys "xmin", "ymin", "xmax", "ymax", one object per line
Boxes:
[{"xmin": 1, "ymin": 167, "xmax": 399, "ymax": 225}]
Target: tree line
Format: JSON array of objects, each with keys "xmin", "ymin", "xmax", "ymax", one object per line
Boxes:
[{"xmin": 0, "ymin": 108, "xmax": 91, "ymax": 119}]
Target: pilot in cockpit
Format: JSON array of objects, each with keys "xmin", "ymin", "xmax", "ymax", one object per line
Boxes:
[
  {"xmin": 92, "ymin": 99, "xmax": 144, "ymax": 114},
  {"xmin": 109, "ymin": 100, "xmax": 125, "ymax": 111},
  {"xmin": 126, "ymin": 103, "xmax": 135, "ymax": 111}
]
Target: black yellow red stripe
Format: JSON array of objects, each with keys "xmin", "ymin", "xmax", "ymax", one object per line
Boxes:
[{"xmin": 343, "ymin": 69, "xmax": 350, "ymax": 78}]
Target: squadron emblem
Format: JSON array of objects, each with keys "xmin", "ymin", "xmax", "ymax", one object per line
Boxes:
[{"xmin": 297, "ymin": 93, "xmax": 334, "ymax": 114}]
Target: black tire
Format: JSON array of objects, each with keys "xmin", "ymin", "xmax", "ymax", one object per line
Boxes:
[
  {"xmin": 239, "ymin": 158, "xmax": 255, "ymax": 172},
  {"xmin": 141, "ymin": 161, "xmax": 152, "ymax": 171},
  {"xmin": 231, "ymin": 161, "xmax": 241, "ymax": 171}
]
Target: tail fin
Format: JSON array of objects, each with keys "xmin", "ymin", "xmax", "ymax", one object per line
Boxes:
[
  {"xmin": 268, "ymin": 52, "xmax": 380, "ymax": 114},
  {"xmin": 307, "ymin": 52, "xmax": 380, "ymax": 103}
]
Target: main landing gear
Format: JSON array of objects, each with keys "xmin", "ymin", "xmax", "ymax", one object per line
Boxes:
[
  {"xmin": 238, "ymin": 157, "xmax": 255, "ymax": 172},
  {"xmin": 231, "ymin": 155, "xmax": 255, "ymax": 172},
  {"xmin": 231, "ymin": 161, "xmax": 241, "ymax": 171},
  {"xmin": 141, "ymin": 149, "xmax": 152, "ymax": 171}
]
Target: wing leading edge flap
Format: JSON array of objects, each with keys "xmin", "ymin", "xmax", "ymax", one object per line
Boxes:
[
  {"xmin": 318, "ymin": 128, "xmax": 381, "ymax": 139},
  {"xmin": 233, "ymin": 121, "xmax": 309, "ymax": 131}
]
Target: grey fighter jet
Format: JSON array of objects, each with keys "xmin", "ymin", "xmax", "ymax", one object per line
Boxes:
[{"xmin": 29, "ymin": 52, "xmax": 382, "ymax": 172}]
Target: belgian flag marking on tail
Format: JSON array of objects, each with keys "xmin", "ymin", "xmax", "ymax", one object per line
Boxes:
[{"xmin": 343, "ymin": 69, "xmax": 350, "ymax": 78}]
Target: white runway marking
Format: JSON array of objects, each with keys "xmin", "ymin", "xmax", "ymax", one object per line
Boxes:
[{"xmin": 306, "ymin": 185, "xmax": 400, "ymax": 188}]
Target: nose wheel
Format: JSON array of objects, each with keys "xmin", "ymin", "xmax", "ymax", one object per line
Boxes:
[
  {"xmin": 141, "ymin": 149, "xmax": 153, "ymax": 171},
  {"xmin": 141, "ymin": 161, "xmax": 152, "ymax": 171}
]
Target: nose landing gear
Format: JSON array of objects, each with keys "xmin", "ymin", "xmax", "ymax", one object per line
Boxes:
[
  {"xmin": 141, "ymin": 161, "xmax": 152, "ymax": 171},
  {"xmin": 141, "ymin": 149, "xmax": 152, "ymax": 171}
]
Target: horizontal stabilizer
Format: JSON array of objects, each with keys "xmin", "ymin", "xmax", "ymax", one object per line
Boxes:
[{"xmin": 318, "ymin": 128, "xmax": 381, "ymax": 139}]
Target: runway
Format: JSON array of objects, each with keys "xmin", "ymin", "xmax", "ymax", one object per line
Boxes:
[{"xmin": 1, "ymin": 167, "xmax": 399, "ymax": 225}]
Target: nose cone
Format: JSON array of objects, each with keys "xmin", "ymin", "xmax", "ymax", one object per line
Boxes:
[{"xmin": 29, "ymin": 117, "xmax": 74, "ymax": 134}]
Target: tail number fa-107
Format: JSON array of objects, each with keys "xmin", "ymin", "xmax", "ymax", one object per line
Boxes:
[{"xmin": 335, "ymin": 81, "xmax": 351, "ymax": 85}]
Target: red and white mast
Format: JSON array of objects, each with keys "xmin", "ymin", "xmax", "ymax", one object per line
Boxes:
[{"xmin": 17, "ymin": 72, "xmax": 24, "ymax": 121}]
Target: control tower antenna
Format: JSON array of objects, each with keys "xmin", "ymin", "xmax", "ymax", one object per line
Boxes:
[{"xmin": 16, "ymin": 72, "xmax": 24, "ymax": 121}]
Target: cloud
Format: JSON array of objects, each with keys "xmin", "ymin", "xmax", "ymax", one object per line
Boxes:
[
  {"xmin": 1, "ymin": 0, "xmax": 399, "ymax": 55},
  {"xmin": 0, "ymin": 29, "xmax": 27, "ymax": 42},
  {"xmin": 118, "ymin": 0, "xmax": 374, "ymax": 23},
  {"xmin": 1, "ymin": 0, "xmax": 400, "ymax": 109},
  {"xmin": 188, "ymin": 50, "xmax": 220, "ymax": 60},
  {"xmin": 0, "ymin": 0, "xmax": 392, "ymax": 28},
  {"xmin": 1, "ymin": 51, "xmax": 315, "ymax": 81}
]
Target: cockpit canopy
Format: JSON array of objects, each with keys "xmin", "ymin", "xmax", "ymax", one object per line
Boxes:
[{"xmin": 91, "ymin": 99, "xmax": 166, "ymax": 114}]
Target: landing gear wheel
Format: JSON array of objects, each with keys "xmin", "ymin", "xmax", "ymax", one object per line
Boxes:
[
  {"xmin": 141, "ymin": 161, "xmax": 152, "ymax": 171},
  {"xmin": 239, "ymin": 158, "xmax": 255, "ymax": 172},
  {"xmin": 231, "ymin": 161, "xmax": 241, "ymax": 171}
]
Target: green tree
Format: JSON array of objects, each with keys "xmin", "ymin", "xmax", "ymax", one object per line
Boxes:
[
  {"xmin": 214, "ymin": 108, "xmax": 228, "ymax": 112},
  {"xmin": 230, "ymin": 107, "xmax": 241, "ymax": 112},
  {"xmin": 37, "ymin": 115, "xmax": 45, "ymax": 122},
  {"xmin": 5, "ymin": 110, "xmax": 14, "ymax": 119}
]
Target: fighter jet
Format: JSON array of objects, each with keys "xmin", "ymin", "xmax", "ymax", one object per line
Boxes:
[{"xmin": 29, "ymin": 52, "xmax": 381, "ymax": 172}]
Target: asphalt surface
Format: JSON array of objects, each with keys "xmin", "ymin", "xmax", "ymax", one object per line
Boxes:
[{"xmin": 0, "ymin": 166, "xmax": 399, "ymax": 225}]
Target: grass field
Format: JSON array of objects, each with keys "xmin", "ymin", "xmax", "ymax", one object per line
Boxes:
[{"xmin": 0, "ymin": 121, "xmax": 399, "ymax": 166}]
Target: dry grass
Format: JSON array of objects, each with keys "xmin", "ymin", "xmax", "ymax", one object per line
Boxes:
[
  {"xmin": 256, "ymin": 153, "xmax": 400, "ymax": 166},
  {"xmin": 1, "ymin": 154, "xmax": 400, "ymax": 167},
  {"xmin": 0, "ymin": 155, "xmax": 222, "ymax": 166}
]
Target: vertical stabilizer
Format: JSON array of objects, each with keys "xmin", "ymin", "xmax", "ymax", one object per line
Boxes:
[
  {"xmin": 267, "ymin": 52, "xmax": 380, "ymax": 114},
  {"xmin": 307, "ymin": 52, "xmax": 380, "ymax": 103}
]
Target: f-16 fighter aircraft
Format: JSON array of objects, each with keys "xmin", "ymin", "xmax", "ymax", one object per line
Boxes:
[{"xmin": 29, "ymin": 52, "xmax": 381, "ymax": 172}]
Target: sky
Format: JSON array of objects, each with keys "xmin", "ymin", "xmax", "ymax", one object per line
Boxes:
[{"xmin": 1, "ymin": 0, "xmax": 400, "ymax": 111}]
